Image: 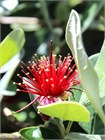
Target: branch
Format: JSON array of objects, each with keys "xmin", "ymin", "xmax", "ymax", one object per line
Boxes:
[
  {"xmin": 0, "ymin": 17, "xmax": 39, "ymax": 24},
  {"xmin": 0, "ymin": 132, "xmax": 23, "ymax": 140}
]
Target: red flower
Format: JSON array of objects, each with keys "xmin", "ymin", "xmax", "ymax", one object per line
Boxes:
[{"xmin": 14, "ymin": 41, "xmax": 80, "ymax": 119}]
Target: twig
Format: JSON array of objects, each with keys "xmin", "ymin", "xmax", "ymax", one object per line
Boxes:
[
  {"xmin": 0, "ymin": 17, "xmax": 39, "ymax": 24},
  {"xmin": 0, "ymin": 132, "xmax": 23, "ymax": 140},
  {"xmin": 65, "ymin": 121, "xmax": 73, "ymax": 135},
  {"xmin": 39, "ymin": 0, "xmax": 53, "ymax": 33}
]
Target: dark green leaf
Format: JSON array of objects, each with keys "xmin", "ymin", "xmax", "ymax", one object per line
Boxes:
[
  {"xmin": 94, "ymin": 113, "xmax": 105, "ymax": 134},
  {"xmin": 79, "ymin": 104, "xmax": 95, "ymax": 134},
  {"xmin": 19, "ymin": 126, "xmax": 60, "ymax": 140},
  {"xmin": 20, "ymin": 127, "xmax": 43, "ymax": 140},
  {"xmin": 81, "ymin": 1, "xmax": 104, "ymax": 32}
]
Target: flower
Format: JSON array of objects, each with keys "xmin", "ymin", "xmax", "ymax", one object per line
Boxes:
[{"xmin": 14, "ymin": 41, "xmax": 80, "ymax": 120}]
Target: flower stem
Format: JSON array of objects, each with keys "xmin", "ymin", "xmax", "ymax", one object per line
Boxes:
[
  {"xmin": 65, "ymin": 121, "xmax": 73, "ymax": 135},
  {"xmin": 44, "ymin": 120, "xmax": 50, "ymax": 128},
  {"xmin": 55, "ymin": 118, "xmax": 65, "ymax": 138}
]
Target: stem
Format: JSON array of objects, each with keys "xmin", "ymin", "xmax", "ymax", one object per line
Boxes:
[
  {"xmin": 55, "ymin": 118, "xmax": 65, "ymax": 139},
  {"xmin": 39, "ymin": 0, "xmax": 53, "ymax": 33},
  {"xmin": 65, "ymin": 121, "xmax": 73, "ymax": 135},
  {"xmin": 44, "ymin": 120, "xmax": 50, "ymax": 127},
  {"xmin": 91, "ymin": 113, "xmax": 96, "ymax": 134}
]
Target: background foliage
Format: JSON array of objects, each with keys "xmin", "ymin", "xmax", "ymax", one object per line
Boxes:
[{"xmin": 0, "ymin": 0, "xmax": 105, "ymax": 139}]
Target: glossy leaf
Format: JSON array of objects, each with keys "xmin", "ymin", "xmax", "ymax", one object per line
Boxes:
[
  {"xmin": 20, "ymin": 127, "xmax": 43, "ymax": 140},
  {"xmin": 65, "ymin": 132, "xmax": 105, "ymax": 140},
  {"xmin": 65, "ymin": 10, "xmax": 105, "ymax": 124},
  {"xmin": 0, "ymin": 28, "xmax": 25, "ymax": 67},
  {"xmin": 19, "ymin": 126, "xmax": 60, "ymax": 140},
  {"xmin": 38, "ymin": 101, "xmax": 90, "ymax": 122}
]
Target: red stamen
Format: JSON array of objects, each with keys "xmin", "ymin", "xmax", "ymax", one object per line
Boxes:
[
  {"xmin": 15, "ymin": 41, "xmax": 80, "ymax": 114},
  {"xmin": 15, "ymin": 96, "xmax": 40, "ymax": 113}
]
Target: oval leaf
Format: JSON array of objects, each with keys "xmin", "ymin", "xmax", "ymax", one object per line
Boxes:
[
  {"xmin": 65, "ymin": 10, "xmax": 105, "ymax": 124},
  {"xmin": 0, "ymin": 28, "xmax": 25, "ymax": 67},
  {"xmin": 38, "ymin": 101, "xmax": 90, "ymax": 122}
]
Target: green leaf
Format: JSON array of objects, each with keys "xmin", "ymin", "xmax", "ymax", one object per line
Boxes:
[
  {"xmin": 99, "ymin": 77, "xmax": 105, "ymax": 105},
  {"xmin": 65, "ymin": 10, "xmax": 105, "ymax": 124},
  {"xmin": 79, "ymin": 104, "xmax": 95, "ymax": 134},
  {"xmin": 0, "ymin": 80, "xmax": 17, "ymax": 97},
  {"xmin": 0, "ymin": 28, "xmax": 25, "ymax": 67},
  {"xmin": 94, "ymin": 113, "xmax": 105, "ymax": 134},
  {"xmin": 95, "ymin": 41, "xmax": 105, "ymax": 81},
  {"xmin": 65, "ymin": 132, "xmax": 105, "ymax": 140},
  {"xmin": 95, "ymin": 40, "xmax": 105, "ymax": 105},
  {"xmin": 89, "ymin": 53, "xmax": 99, "ymax": 67},
  {"xmin": 20, "ymin": 127, "xmax": 43, "ymax": 140},
  {"xmin": 19, "ymin": 126, "xmax": 60, "ymax": 140},
  {"xmin": 38, "ymin": 101, "xmax": 90, "ymax": 122},
  {"xmin": 79, "ymin": 54, "xmax": 105, "ymax": 134},
  {"xmin": 0, "ymin": 51, "xmax": 24, "ymax": 101},
  {"xmin": 0, "ymin": 61, "xmax": 19, "ymax": 101},
  {"xmin": 0, "ymin": 50, "xmax": 24, "ymax": 73},
  {"xmin": 68, "ymin": 0, "xmax": 83, "ymax": 7},
  {"xmin": 81, "ymin": 1, "xmax": 104, "ymax": 32},
  {"xmin": 14, "ymin": 112, "xmax": 27, "ymax": 122},
  {"xmin": 55, "ymin": 2, "xmax": 69, "ymax": 23}
]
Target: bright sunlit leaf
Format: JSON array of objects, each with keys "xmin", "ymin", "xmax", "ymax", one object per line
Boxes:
[
  {"xmin": 0, "ymin": 28, "xmax": 25, "ymax": 67},
  {"xmin": 0, "ymin": 51, "xmax": 24, "ymax": 101},
  {"xmin": 38, "ymin": 101, "xmax": 90, "ymax": 122}
]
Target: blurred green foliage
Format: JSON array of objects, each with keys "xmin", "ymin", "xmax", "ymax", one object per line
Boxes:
[{"xmin": 0, "ymin": 0, "xmax": 104, "ymax": 139}]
